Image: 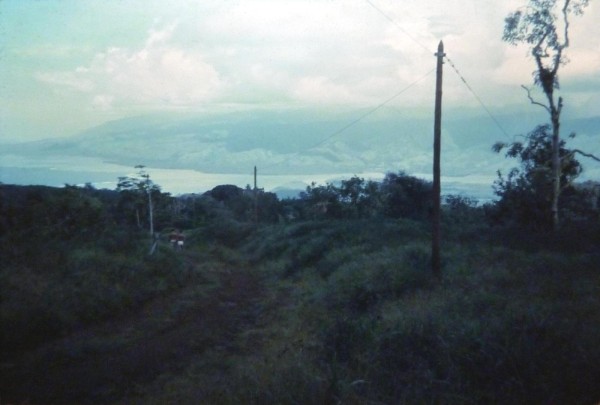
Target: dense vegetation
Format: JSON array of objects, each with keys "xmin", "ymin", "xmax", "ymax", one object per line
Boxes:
[{"xmin": 1, "ymin": 167, "xmax": 600, "ymax": 404}]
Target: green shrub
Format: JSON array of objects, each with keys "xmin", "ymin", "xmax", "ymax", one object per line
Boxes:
[
  {"xmin": 321, "ymin": 244, "xmax": 433, "ymax": 314},
  {"xmin": 205, "ymin": 216, "xmax": 254, "ymax": 247},
  {"xmin": 1, "ymin": 241, "xmax": 185, "ymax": 356}
]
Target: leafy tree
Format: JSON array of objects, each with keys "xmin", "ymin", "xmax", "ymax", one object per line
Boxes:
[
  {"xmin": 167, "ymin": 194, "xmax": 208, "ymax": 229},
  {"xmin": 444, "ymin": 194, "xmax": 478, "ymax": 211},
  {"xmin": 210, "ymin": 184, "xmax": 245, "ymax": 203},
  {"xmin": 339, "ymin": 176, "xmax": 365, "ymax": 208},
  {"xmin": 52, "ymin": 185, "xmax": 108, "ymax": 239},
  {"xmin": 381, "ymin": 172, "xmax": 432, "ymax": 220},
  {"xmin": 300, "ymin": 182, "xmax": 344, "ymax": 219},
  {"xmin": 256, "ymin": 191, "xmax": 282, "ymax": 223},
  {"xmin": 502, "ymin": 0, "xmax": 589, "ymax": 229},
  {"xmin": 339, "ymin": 176, "xmax": 382, "ymax": 218},
  {"xmin": 492, "ymin": 124, "xmax": 582, "ymax": 229},
  {"xmin": 203, "ymin": 184, "xmax": 280, "ymax": 224},
  {"xmin": 361, "ymin": 179, "xmax": 384, "ymax": 218},
  {"xmin": 208, "ymin": 185, "xmax": 251, "ymax": 221}
]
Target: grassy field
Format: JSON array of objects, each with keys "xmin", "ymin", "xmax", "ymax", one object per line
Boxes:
[
  {"xmin": 136, "ymin": 219, "xmax": 600, "ymax": 404},
  {"xmin": 2, "ymin": 188, "xmax": 600, "ymax": 404}
]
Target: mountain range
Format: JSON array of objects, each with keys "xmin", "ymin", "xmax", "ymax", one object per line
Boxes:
[{"xmin": 2, "ymin": 108, "xmax": 599, "ymax": 197}]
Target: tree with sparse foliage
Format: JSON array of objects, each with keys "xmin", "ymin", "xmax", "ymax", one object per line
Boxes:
[
  {"xmin": 502, "ymin": 0, "xmax": 590, "ymax": 229},
  {"xmin": 117, "ymin": 165, "xmax": 161, "ymax": 235},
  {"xmin": 492, "ymin": 124, "xmax": 582, "ymax": 229}
]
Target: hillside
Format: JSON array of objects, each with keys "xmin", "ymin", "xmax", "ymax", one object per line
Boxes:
[
  {"xmin": 2, "ymin": 220, "xmax": 600, "ymax": 404},
  {"xmin": 5, "ymin": 109, "xmax": 599, "ymax": 178},
  {"xmin": 2, "ymin": 248, "xmax": 264, "ymax": 403},
  {"xmin": 3, "ymin": 110, "xmax": 599, "ymax": 201},
  {"xmin": 2, "ymin": 181, "xmax": 600, "ymax": 404}
]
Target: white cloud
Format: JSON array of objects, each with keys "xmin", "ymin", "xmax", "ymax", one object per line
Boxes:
[
  {"xmin": 24, "ymin": 0, "xmax": 600, "ymax": 121},
  {"xmin": 15, "ymin": 45, "xmax": 91, "ymax": 58},
  {"xmin": 36, "ymin": 24, "xmax": 224, "ymax": 110},
  {"xmin": 35, "ymin": 71, "xmax": 95, "ymax": 92},
  {"xmin": 292, "ymin": 76, "xmax": 363, "ymax": 105},
  {"xmin": 205, "ymin": 1, "xmax": 370, "ymax": 45},
  {"xmin": 92, "ymin": 94, "xmax": 115, "ymax": 111},
  {"xmin": 562, "ymin": 47, "xmax": 600, "ymax": 78}
]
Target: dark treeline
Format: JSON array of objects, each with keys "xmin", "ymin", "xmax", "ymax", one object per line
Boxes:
[{"xmin": 1, "ymin": 169, "xmax": 600, "ymax": 352}]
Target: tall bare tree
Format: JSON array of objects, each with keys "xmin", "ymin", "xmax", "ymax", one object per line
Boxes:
[
  {"xmin": 502, "ymin": 0, "xmax": 589, "ymax": 230},
  {"xmin": 117, "ymin": 165, "xmax": 160, "ymax": 236}
]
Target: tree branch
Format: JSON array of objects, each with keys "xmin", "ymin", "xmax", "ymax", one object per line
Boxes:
[
  {"xmin": 571, "ymin": 149, "xmax": 600, "ymax": 162},
  {"xmin": 562, "ymin": 0, "xmax": 571, "ymax": 49},
  {"xmin": 521, "ymin": 85, "xmax": 551, "ymax": 113},
  {"xmin": 551, "ymin": 0, "xmax": 570, "ymax": 77},
  {"xmin": 557, "ymin": 96, "xmax": 563, "ymax": 116}
]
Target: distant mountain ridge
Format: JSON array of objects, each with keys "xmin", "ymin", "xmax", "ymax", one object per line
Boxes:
[{"xmin": 3, "ymin": 109, "xmax": 599, "ymax": 179}]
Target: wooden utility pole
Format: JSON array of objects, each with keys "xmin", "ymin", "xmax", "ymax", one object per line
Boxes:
[
  {"xmin": 432, "ymin": 40, "xmax": 444, "ymax": 279},
  {"xmin": 253, "ymin": 165, "xmax": 258, "ymax": 225},
  {"xmin": 147, "ymin": 188, "xmax": 154, "ymax": 236}
]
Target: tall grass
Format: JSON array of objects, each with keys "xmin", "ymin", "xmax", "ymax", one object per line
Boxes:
[
  {"xmin": 130, "ymin": 217, "xmax": 600, "ymax": 404},
  {"xmin": 1, "ymin": 236, "xmax": 187, "ymax": 355}
]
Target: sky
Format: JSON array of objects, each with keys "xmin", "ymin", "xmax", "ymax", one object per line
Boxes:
[{"xmin": 1, "ymin": 0, "xmax": 599, "ymax": 142}]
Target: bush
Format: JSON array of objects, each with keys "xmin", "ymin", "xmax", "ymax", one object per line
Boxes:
[
  {"xmin": 0, "ymin": 239, "xmax": 185, "ymax": 357},
  {"xmin": 320, "ymin": 244, "xmax": 433, "ymax": 316},
  {"xmin": 382, "ymin": 172, "xmax": 433, "ymax": 220}
]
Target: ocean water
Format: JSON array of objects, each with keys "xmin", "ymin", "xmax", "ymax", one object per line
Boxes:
[{"xmin": 0, "ymin": 154, "xmax": 496, "ymax": 200}]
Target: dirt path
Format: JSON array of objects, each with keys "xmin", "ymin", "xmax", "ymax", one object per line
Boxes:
[{"xmin": 1, "ymin": 252, "xmax": 264, "ymax": 404}]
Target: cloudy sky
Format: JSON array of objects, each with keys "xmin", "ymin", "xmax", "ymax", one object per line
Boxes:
[{"xmin": 1, "ymin": 0, "xmax": 599, "ymax": 142}]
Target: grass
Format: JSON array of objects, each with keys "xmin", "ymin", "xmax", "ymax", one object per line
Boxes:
[
  {"xmin": 3, "ymin": 215, "xmax": 600, "ymax": 404},
  {"xmin": 122, "ymin": 218, "xmax": 600, "ymax": 404},
  {"xmin": 0, "ymin": 235, "xmax": 189, "ymax": 355}
]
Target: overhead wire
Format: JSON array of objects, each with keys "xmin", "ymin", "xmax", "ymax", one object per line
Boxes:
[
  {"xmin": 260, "ymin": 1, "xmax": 439, "ymax": 175},
  {"xmin": 308, "ymin": 68, "xmax": 435, "ymax": 150},
  {"xmin": 365, "ymin": 0, "xmax": 514, "ymax": 142},
  {"xmin": 261, "ymin": 67, "xmax": 435, "ymax": 173},
  {"xmin": 265, "ymin": 0, "xmax": 515, "ymax": 176},
  {"xmin": 364, "ymin": 0, "xmax": 431, "ymax": 53},
  {"xmin": 444, "ymin": 56, "xmax": 513, "ymax": 141}
]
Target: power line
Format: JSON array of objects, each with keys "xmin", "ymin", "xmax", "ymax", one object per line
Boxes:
[
  {"xmin": 310, "ymin": 68, "xmax": 435, "ymax": 150},
  {"xmin": 261, "ymin": 67, "xmax": 436, "ymax": 173},
  {"xmin": 444, "ymin": 55, "xmax": 513, "ymax": 141},
  {"xmin": 258, "ymin": 1, "xmax": 436, "ymax": 176},
  {"xmin": 364, "ymin": 0, "xmax": 513, "ymax": 142},
  {"xmin": 364, "ymin": 0, "xmax": 431, "ymax": 54}
]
